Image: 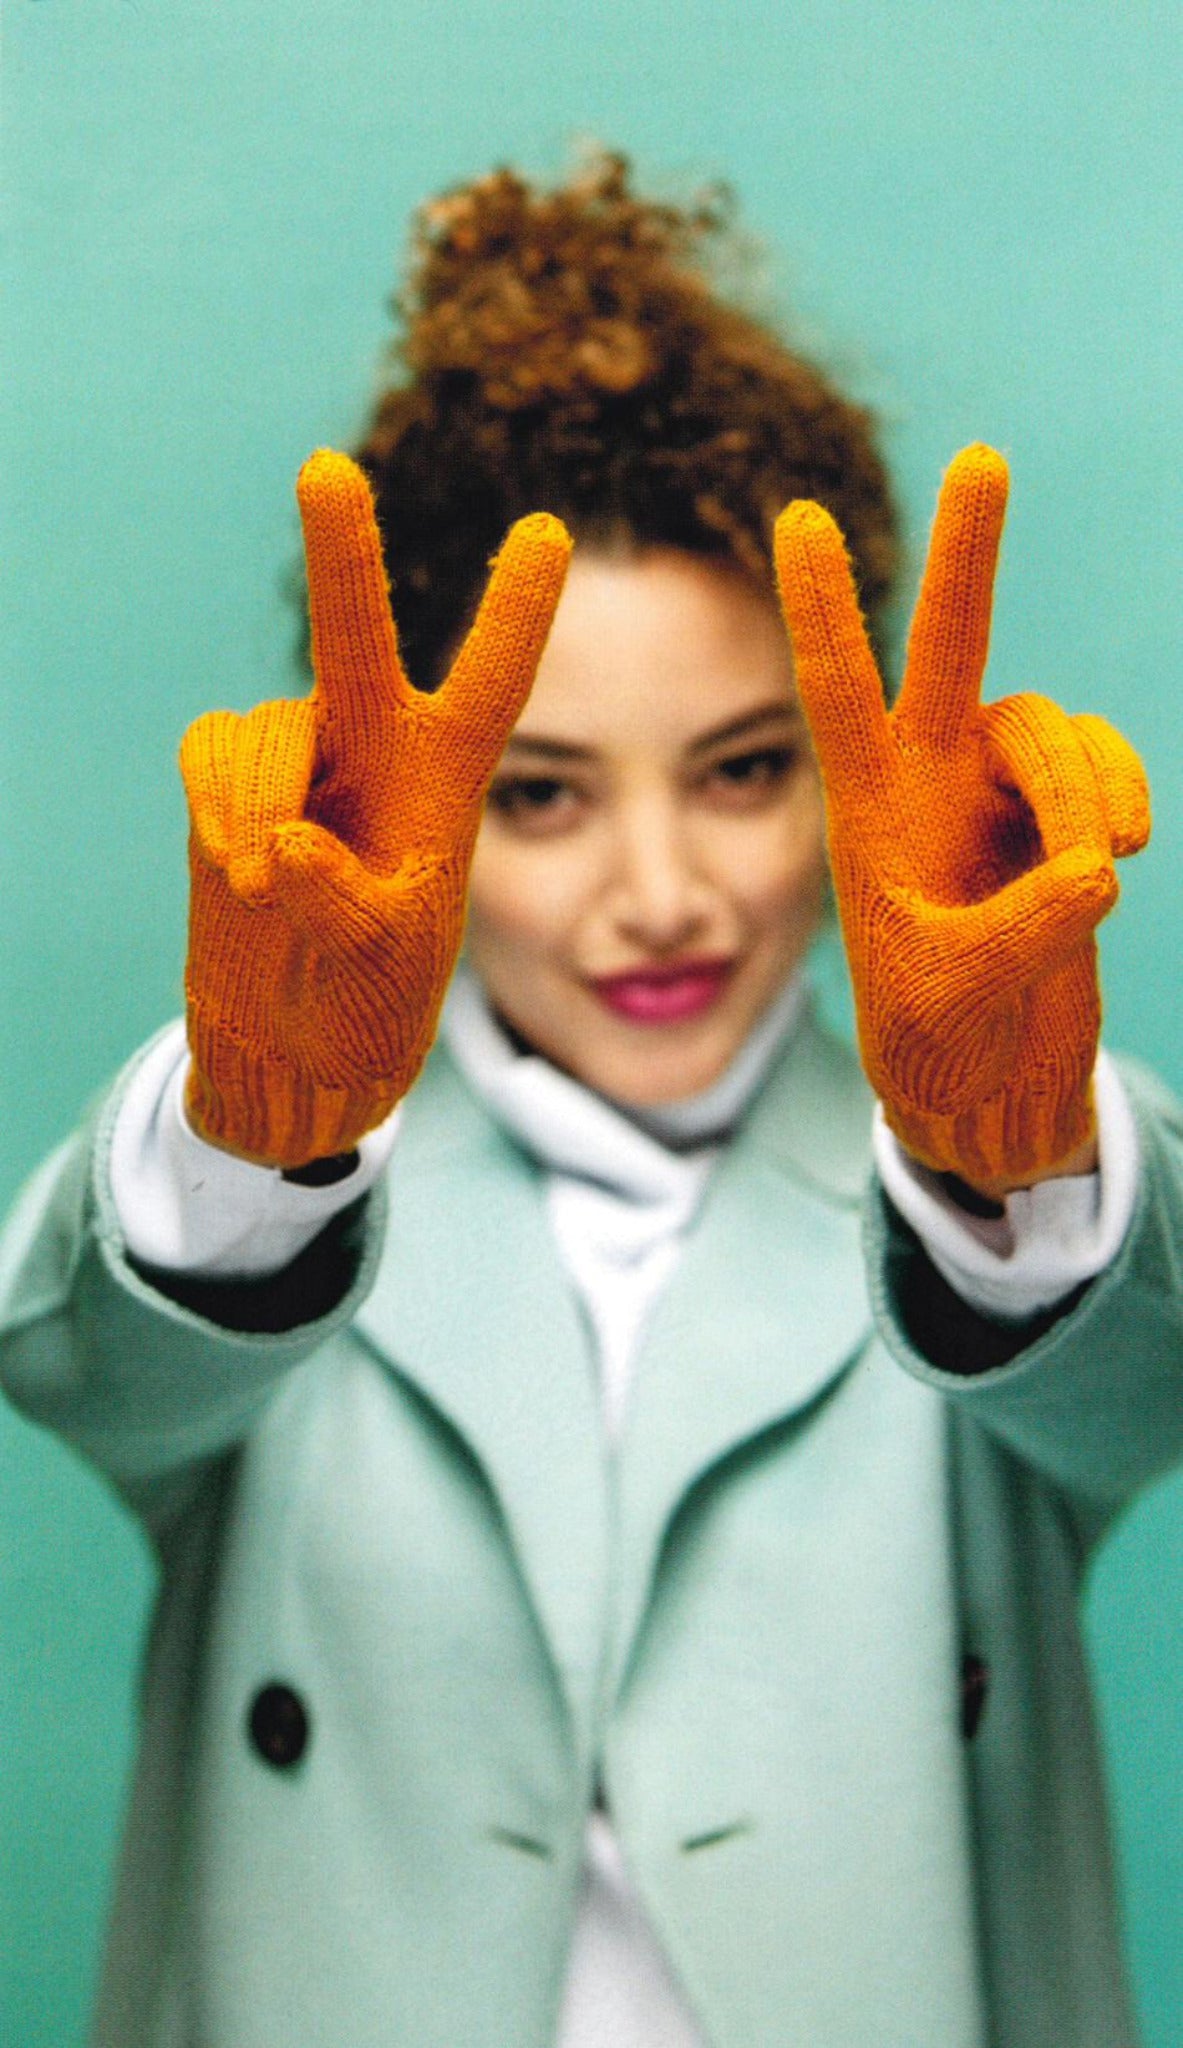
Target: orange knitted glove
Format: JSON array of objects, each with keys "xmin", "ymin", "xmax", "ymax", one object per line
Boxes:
[
  {"xmin": 181, "ymin": 449, "xmax": 571, "ymax": 1168},
  {"xmin": 774, "ymin": 444, "xmax": 1150, "ymax": 1196}
]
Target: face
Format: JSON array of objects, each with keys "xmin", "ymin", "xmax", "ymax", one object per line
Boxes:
[{"xmin": 465, "ymin": 549, "xmax": 828, "ymax": 1105}]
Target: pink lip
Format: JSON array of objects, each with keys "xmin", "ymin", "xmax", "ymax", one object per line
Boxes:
[{"xmin": 589, "ymin": 959, "xmax": 735, "ymax": 1023}]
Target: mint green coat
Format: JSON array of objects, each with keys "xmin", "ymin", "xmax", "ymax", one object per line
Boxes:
[{"xmin": 3, "ymin": 1012, "xmax": 1183, "ymax": 2048}]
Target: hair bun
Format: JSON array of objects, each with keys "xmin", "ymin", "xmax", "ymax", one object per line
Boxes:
[
  {"xmin": 399, "ymin": 154, "xmax": 719, "ymax": 409},
  {"xmin": 347, "ymin": 150, "xmax": 898, "ymax": 692}
]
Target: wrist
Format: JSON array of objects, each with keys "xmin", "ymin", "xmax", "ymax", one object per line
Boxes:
[
  {"xmin": 184, "ymin": 1026, "xmax": 401, "ymax": 1172},
  {"xmin": 882, "ymin": 1080, "xmax": 1098, "ymax": 1206},
  {"xmin": 948, "ymin": 1130, "xmax": 1099, "ymax": 1206}
]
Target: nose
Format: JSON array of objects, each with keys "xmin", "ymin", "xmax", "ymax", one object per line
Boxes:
[{"xmin": 606, "ymin": 793, "xmax": 715, "ymax": 952}]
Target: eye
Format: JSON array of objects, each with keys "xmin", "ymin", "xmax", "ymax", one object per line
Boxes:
[
  {"xmin": 487, "ymin": 775, "xmax": 583, "ymax": 831},
  {"xmin": 705, "ymin": 746, "xmax": 798, "ymax": 800}
]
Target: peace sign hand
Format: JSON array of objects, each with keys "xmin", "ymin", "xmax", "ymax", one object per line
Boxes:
[
  {"xmin": 181, "ymin": 451, "xmax": 571, "ymax": 1169},
  {"xmin": 774, "ymin": 444, "xmax": 1150, "ymax": 1196}
]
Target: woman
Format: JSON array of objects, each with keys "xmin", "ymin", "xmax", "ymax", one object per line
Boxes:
[{"xmin": 3, "ymin": 154, "xmax": 1181, "ymax": 2048}]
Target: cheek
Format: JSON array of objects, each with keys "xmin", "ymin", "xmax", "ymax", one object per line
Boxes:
[
  {"xmin": 733, "ymin": 786, "xmax": 829, "ymax": 932},
  {"xmin": 466, "ymin": 833, "xmax": 587, "ymax": 965}
]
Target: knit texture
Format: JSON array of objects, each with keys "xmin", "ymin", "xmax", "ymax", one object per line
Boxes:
[
  {"xmin": 774, "ymin": 443, "xmax": 1150, "ymax": 1193},
  {"xmin": 182, "ymin": 449, "xmax": 571, "ymax": 1167}
]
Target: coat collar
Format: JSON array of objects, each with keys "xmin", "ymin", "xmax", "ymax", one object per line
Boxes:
[{"xmin": 353, "ymin": 1003, "xmax": 875, "ymax": 1740}]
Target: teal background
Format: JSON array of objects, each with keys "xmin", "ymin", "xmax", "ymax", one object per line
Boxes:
[{"xmin": 2, "ymin": 2, "xmax": 1180, "ymax": 2041}]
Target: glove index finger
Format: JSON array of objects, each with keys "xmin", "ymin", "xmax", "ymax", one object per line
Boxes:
[
  {"xmin": 773, "ymin": 499, "xmax": 893, "ymax": 805},
  {"xmin": 298, "ymin": 449, "xmax": 412, "ymax": 727},
  {"xmin": 896, "ymin": 444, "xmax": 1008, "ymax": 754},
  {"xmin": 433, "ymin": 512, "xmax": 573, "ymax": 787}
]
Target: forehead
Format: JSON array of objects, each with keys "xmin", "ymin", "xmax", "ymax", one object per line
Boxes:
[{"xmin": 512, "ymin": 548, "xmax": 797, "ymax": 749}]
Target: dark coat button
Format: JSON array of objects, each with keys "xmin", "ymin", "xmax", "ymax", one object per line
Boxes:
[
  {"xmin": 960, "ymin": 1653, "xmax": 989, "ymax": 1740},
  {"xmin": 248, "ymin": 1683, "xmax": 310, "ymax": 1769}
]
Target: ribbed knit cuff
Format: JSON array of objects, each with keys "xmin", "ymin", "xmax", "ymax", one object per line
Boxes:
[
  {"xmin": 883, "ymin": 1076, "xmax": 1095, "ymax": 1194},
  {"xmin": 185, "ymin": 1018, "xmax": 400, "ymax": 1171}
]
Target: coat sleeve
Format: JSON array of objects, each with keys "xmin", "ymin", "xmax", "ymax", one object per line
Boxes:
[
  {"xmin": 864, "ymin": 1056, "xmax": 1183, "ymax": 1522},
  {"xmin": 0, "ymin": 1040, "xmax": 389, "ymax": 1522}
]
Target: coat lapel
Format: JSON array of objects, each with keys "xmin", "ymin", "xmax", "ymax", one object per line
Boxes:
[
  {"xmin": 607, "ymin": 1012, "xmax": 877, "ymax": 1697},
  {"xmin": 352, "ymin": 1046, "xmax": 610, "ymax": 1753},
  {"xmin": 353, "ymin": 1009, "xmax": 877, "ymax": 1743}
]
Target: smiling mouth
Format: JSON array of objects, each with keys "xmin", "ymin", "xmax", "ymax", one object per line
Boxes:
[{"xmin": 589, "ymin": 958, "xmax": 736, "ymax": 1023}]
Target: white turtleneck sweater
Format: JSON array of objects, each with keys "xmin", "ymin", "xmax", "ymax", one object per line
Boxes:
[{"xmin": 108, "ymin": 968, "xmax": 1139, "ymax": 2046}]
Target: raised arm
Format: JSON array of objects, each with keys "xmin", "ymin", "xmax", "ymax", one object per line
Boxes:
[{"xmin": 0, "ymin": 455, "xmax": 570, "ymax": 1512}]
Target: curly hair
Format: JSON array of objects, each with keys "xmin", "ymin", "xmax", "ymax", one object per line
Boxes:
[{"xmin": 340, "ymin": 150, "xmax": 898, "ymax": 684}]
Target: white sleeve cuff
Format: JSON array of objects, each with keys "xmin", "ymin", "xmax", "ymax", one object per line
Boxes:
[
  {"xmin": 109, "ymin": 1020, "xmax": 402, "ymax": 1280},
  {"xmin": 872, "ymin": 1050, "xmax": 1140, "ymax": 1322}
]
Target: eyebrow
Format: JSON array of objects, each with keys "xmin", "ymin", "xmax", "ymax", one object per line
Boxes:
[
  {"xmin": 502, "ymin": 701, "xmax": 804, "ymax": 765},
  {"xmin": 685, "ymin": 702, "xmax": 805, "ymax": 756}
]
